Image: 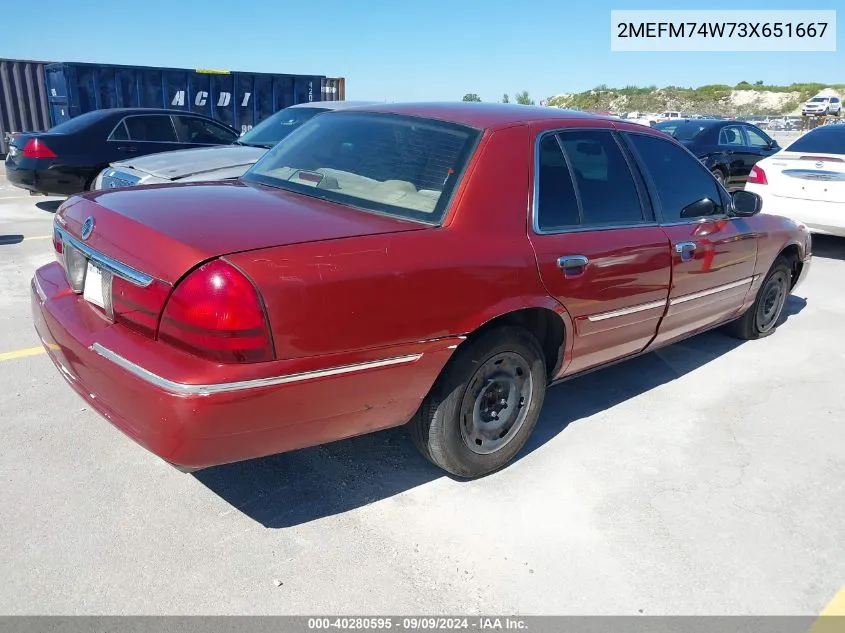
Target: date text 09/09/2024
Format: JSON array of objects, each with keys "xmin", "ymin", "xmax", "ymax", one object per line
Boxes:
[{"xmin": 307, "ymin": 617, "xmax": 528, "ymax": 630}]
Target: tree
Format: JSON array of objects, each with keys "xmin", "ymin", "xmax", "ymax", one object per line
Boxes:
[
  {"xmin": 502, "ymin": 93, "xmax": 510, "ymax": 104},
  {"xmin": 515, "ymin": 90, "xmax": 535, "ymax": 106},
  {"xmin": 462, "ymin": 93, "xmax": 481, "ymax": 102}
]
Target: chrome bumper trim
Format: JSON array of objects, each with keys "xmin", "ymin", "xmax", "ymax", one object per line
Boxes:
[
  {"xmin": 90, "ymin": 342, "xmax": 423, "ymax": 396},
  {"xmin": 55, "ymin": 225, "xmax": 155, "ymax": 288}
]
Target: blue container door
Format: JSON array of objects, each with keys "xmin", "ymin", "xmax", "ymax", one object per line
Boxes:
[
  {"xmin": 162, "ymin": 71, "xmax": 190, "ymax": 110},
  {"xmin": 188, "ymin": 73, "xmax": 212, "ymax": 117},
  {"xmin": 294, "ymin": 76, "xmax": 321, "ymax": 104},
  {"xmin": 210, "ymin": 73, "xmax": 236, "ymax": 129},
  {"xmin": 273, "ymin": 75, "xmax": 295, "ymax": 110},
  {"xmin": 117, "ymin": 68, "xmax": 140, "ymax": 107},
  {"xmin": 45, "ymin": 65, "xmax": 71, "ymax": 125},
  {"xmin": 235, "ymin": 74, "xmax": 256, "ymax": 135},
  {"xmin": 96, "ymin": 66, "xmax": 120, "ymax": 109},
  {"xmin": 74, "ymin": 66, "xmax": 98, "ymax": 114},
  {"xmin": 138, "ymin": 69, "xmax": 165, "ymax": 108}
]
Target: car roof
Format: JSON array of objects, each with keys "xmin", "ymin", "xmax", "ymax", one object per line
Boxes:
[
  {"xmin": 289, "ymin": 100, "xmax": 381, "ymax": 111},
  {"xmin": 328, "ymin": 101, "xmax": 612, "ymax": 129},
  {"xmin": 77, "ymin": 107, "xmax": 227, "ymax": 119}
]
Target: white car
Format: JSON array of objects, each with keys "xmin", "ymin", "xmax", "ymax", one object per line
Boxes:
[
  {"xmin": 801, "ymin": 95, "xmax": 841, "ymax": 117},
  {"xmin": 744, "ymin": 124, "xmax": 845, "ymax": 237}
]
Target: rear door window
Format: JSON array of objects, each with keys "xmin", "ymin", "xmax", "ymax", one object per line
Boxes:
[
  {"xmin": 718, "ymin": 125, "xmax": 745, "ymax": 146},
  {"xmin": 108, "ymin": 120, "xmax": 130, "ymax": 141},
  {"xmin": 173, "ymin": 116, "xmax": 238, "ymax": 145},
  {"xmin": 626, "ymin": 132, "xmax": 724, "ymax": 222},
  {"xmin": 124, "ymin": 115, "xmax": 178, "ymax": 142}
]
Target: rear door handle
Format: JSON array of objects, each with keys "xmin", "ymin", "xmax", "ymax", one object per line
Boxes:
[
  {"xmin": 118, "ymin": 146, "xmax": 138, "ymax": 153},
  {"xmin": 675, "ymin": 241, "xmax": 697, "ymax": 261},
  {"xmin": 557, "ymin": 255, "xmax": 589, "ymax": 278}
]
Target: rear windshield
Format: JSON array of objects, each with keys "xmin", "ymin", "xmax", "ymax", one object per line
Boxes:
[
  {"xmin": 48, "ymin": 110, "xmax": 107, "ymax": 134},
  {"xmin": 785, "ymin": 127, "xmax": 845, "ymax": 155},
  {"xmin": 238, "ymin": 107, "xmax": 328, "ymax": 148},
  {"xmin": 243, "ymin": 112, "xmax": 481, "ymax": 224},
  {"xmin": 655, "ymin": 121, "xmax": 707, "ymax": 140}
]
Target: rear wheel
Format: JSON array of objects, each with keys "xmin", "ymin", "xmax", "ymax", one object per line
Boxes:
[
  {"xmin": 410, "ymin": 326, "xmax": 547, "ymax": 479},
  {"xmin": 723, "ymin": 256, "xmax": 791, "ymax": 340}
]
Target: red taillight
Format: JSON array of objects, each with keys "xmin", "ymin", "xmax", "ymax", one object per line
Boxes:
[
  {"xmin": 112, "ymin": 277, "xmax": 171, "ymax": 338},
  {"xmin": 158, "ymin": 260, "xmax": 274, "ymax": 364},
  {"xmin": 748, "ymin": 165, "xmax": 768, "ymax": 185},
  {"xmin": 22, "ymin": 138, "xmax": 57, "ymax": 159},
  {"xmin": 52, "ymin": 230, "xmax": 63, "ymax": 256}
]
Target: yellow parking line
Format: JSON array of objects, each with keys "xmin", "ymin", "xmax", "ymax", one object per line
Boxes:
[
  {"xmin": 820, "ymin": 588, "xmax": 845, "ymax": 616},
  {"xmin": 0, "ymin": 346, "xmax": 47, "ymax": 362},
  {"xmin": 0, "ymin": 195, "xmax": 35, "ymax": 201},
  {"xmin": 807, "ymin": 587, "xmax": 845, "ymax": 633},
  {"xmin": 22, "ymin": 235, "xmax": 52, "ymax": 241}
]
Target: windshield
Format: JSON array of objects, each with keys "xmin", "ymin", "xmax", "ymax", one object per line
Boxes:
[
  {"xmin": 809, "ymin": 97, "xmax": 829, "ymax": 103},
  {"xmin": 785, "ymin": 127, "xmax": 845, "ymax": 155},
  {"xmin": 243, "ymin": 112, "xmax": 480, "ymax": 224},
  {"xmin": 238, "ymin": 107, "xmax": 329, "ymax": 147},
  {"xmin": 655, "ymin": 121, "xmax": 707, "ymax": 140}
]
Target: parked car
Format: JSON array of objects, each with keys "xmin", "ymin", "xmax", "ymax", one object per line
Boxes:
[
  {"xmin": 5, "ymin": 108, "xmax": 239, "ymax": 196},
  {"xmin": 654, "ymin": 118, "xmax": 781, "ymax": 190},
  {"xmin": 656, "ymin": 110, "xmax": 682, "ymax": 123},
  {"xmin": 744, "ymin": 124, "xmax": 845, "ymax": 237},
  {"xmin": 801, "ymin": 95, "xmax": 841, "ymax": 117},
  {"xmin": 33, "ymin": 103, "xmax": 811, "ymax": 479},
  {"xmin": 92, "ymin": 101, "xmax": 378, "ymax": 190}
]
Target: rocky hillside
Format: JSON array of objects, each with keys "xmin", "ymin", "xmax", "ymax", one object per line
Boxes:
[{"xmin": 547, "ymin": 82, "xmax": 845, "ymax": 116}]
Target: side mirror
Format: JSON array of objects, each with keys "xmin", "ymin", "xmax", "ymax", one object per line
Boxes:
[
  {"xmin": 680, "ymin": 197, "xmax": 717, "ymax": 219},
  {"xmin": 731, "ymin": 190, "xmax": 762, "ymax": 217},
  {"xmin": 768, "ymin": 140, "xmax": 779, "ymax": 149}
]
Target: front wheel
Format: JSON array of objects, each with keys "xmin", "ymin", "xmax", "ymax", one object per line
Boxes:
[
  {"xmin": 410, "ymin": 326, "xmax": 547, "ymax": 479},
  {"xmin": 723, "ymin": 256, "xmax": 792, "ymax": 340}
]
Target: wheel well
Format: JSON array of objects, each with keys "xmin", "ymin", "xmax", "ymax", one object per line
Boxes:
[
  {"xmin": 779, "ymin": 244, "xmax": 802, "ymax": 287},
  {"xmin": 466, "ymin": 308, "xmax": 565, "ymax": 380}
]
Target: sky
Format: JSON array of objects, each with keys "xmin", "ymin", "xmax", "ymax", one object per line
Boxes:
[{"xmin": 2, "ymin": 0, "xmax": 841, "ymax": 103}]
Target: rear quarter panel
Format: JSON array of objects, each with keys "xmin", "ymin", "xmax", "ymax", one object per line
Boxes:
[{"xmin": 226, "ymin": 123, "xmax": 566, "ymax": 363}]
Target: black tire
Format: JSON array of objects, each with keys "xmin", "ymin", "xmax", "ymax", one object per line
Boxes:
[
  {"xmin": 410, "ymin": 326, "xmax": 547, "ymax": 479},
  {"xmin": 723, "ymin": 256, "xmax": 792, "ymax": 340},
  {"xmin": 711, "ymin": 168, "xmax": 726, "ymax": 186}
]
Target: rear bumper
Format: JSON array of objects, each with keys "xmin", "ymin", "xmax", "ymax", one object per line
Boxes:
[
  {"xmin": 6, "ymin": 161, "xmax": 90, "ymax": 195},
  {"xmin": 32, "ymin": 262, "xmax": 456, "ymax": 470},
  {"xmin": 749, "ymin": 188, "xmax": 845, "ymax": 238}
]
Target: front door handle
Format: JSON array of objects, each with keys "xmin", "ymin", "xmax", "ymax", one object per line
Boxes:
[
  {"xmin": 675, "ymin": 241, "xmax": 697, "ymax": 261},
  {"xmin": 557, "ymin": 255, "xmax": 589, "ymax": 278}
]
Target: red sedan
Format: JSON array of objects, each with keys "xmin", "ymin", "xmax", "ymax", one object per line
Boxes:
[{"xmin": 32, "ymin": 103, "xmax": 812, "ymax": 479}]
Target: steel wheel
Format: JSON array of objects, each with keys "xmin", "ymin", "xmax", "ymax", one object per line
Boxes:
[
  {"xmin": 754, "ymin": 268, "xmax": 789, "ymax": 334},
  {"xmin": 460, "ymin": 352, "xmax": 534, "ymax": 455}
]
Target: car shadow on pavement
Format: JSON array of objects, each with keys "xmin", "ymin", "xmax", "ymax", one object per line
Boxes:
[
  {"xmin": 811, "ymin": 235, "xmax": 845, "ymax": 261},
  {"xmin": 35, "ymin": 200, "xmax": 62, "ymax": 213},
  {"xmin": 195, "ymin": 298, "xmax": 807, "ymax": 530},
  {"xmin": 0, "ymin": 234, "xmax": 24, "ymax": 245}
]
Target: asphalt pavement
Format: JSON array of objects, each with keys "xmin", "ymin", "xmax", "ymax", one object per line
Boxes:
[{"xmin": 0, "ymin": 177, "xmax": 843, "ymax": 615}]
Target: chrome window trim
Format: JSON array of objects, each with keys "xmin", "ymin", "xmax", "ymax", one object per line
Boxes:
[
  {"xmin": 587, "ymin": 299, "xmax": 667, "ymax": 322},
  {"xmin": 90, "ymin": 342, "xmax": 424, "ymax": 396},
  {"xmin": 668, "ymin": 276, "xmax": 756, "ymax": 306},
  {"xmin": 54, "ymin": 224, "xmax": 155, "ymax": 288},
  {"xmin": 530, "ymin": 126, "xmax": 654, "ymax": 236}
]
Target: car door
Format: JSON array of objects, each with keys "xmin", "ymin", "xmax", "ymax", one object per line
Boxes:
[
  {"xmin": 528, "ymin": 127, "xmax": 672, "ymax": 376},
  {"xmin": 172, "ymin": 115, "xmax": 239, "ymax": 146},
  {"xmin": 742, "ymin": 124, "xmax": 780, "ymax": 181},
  {"xmin": 624, "ymin": 131, "xmax": 758, "ymax": 348},
  {"xmin": 716, "ymin": 124, "xmax": 750, "ymax": 188},
  {"xmin": 121, "ymin": 114, "xmax": 183, "ymax": 156}
]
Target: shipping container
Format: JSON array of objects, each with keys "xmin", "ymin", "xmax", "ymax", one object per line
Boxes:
[
  {"xmin": 43, "ymin": 62, "xmax": 345, "ymax": 135},
  {"xmin": 0, "ymin": 58, "xmax": 53, "ymax": 156}
]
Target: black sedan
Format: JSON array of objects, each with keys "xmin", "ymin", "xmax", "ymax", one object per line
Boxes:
[
  {"xmin": 4, "ymin": 108, "xmax": 239, "ymax": 196},
  {"xmin": 653, "ymin": 119, "xmax": 781, "ymax": 190}
]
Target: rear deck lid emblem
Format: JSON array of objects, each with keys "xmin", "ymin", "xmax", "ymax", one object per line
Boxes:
[{"xmin": 81, "ymin": 216, "xmax": 95, "ymax": 240}]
